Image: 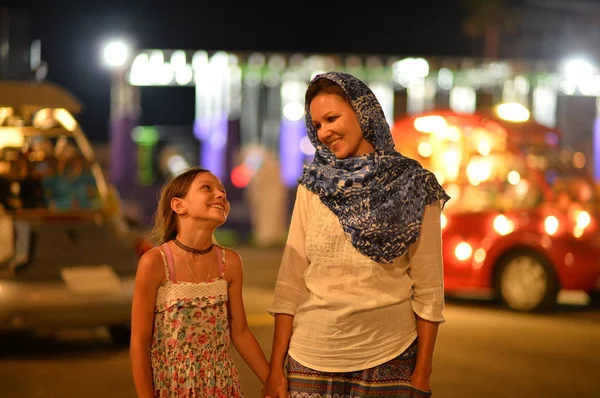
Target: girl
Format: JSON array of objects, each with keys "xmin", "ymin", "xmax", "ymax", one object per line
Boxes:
[{"xmin": 130, "ymin": 167, "xmax": 269, "ymax": 397}]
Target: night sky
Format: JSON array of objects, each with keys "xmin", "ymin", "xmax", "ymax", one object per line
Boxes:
[{"xmin": 3, "ymin": 0, "xmax": 472, "ymax": 142}]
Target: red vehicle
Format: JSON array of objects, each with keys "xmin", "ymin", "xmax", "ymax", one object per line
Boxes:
[{"xmin": 392, "ymin": 105, "xmax": 600, "ymax": 312}]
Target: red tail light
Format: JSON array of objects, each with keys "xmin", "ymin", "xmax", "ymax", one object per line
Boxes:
[{"xmin": 134, "ymin": 238, "xmax": 154, "ymax": 257}]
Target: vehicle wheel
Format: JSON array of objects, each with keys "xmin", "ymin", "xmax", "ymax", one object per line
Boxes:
[
  {"xmin": 588, "ymin": 292, "xmax": 600, "ymax": 307},
  {"xmin": 493, "ymin": 249, "xmax": 559, "ymax": 312},
  {"xmin": 109, "ymin": 325, "xmax": 131, "ymax": 347},
  {"xmin": 0, "ymin": 330, "xmax": 30, "ymax": 357}
]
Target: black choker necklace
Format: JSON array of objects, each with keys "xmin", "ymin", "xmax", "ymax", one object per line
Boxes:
[{"xmin": 173, "ymin": 238, "xmax": 214, "ymax": 255}]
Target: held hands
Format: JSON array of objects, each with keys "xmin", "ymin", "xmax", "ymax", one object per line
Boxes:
[{"xmin": 262, "ymin": 368, "xmax": 290, "ymax": 398}]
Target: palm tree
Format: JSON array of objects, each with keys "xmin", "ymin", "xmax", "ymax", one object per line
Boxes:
[{"xmin": 462, "ymin": 0, "xmax": 517, "ymax": 59}]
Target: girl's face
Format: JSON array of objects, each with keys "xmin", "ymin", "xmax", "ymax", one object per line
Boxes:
[
  {"xmin": 174, "ymin": 172, "xmax": 230, "ymax": 225},
  {"xmin": 310, "ymin": 93, "xmax": 374, "ymax": 159}
]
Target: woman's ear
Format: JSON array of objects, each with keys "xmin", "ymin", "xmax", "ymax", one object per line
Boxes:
[{"xmin": 171, "ymin": 197, "xmax": 187, "ymax": 215}]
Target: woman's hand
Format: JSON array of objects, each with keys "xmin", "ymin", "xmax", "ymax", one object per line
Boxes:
[
  {"xmin": 263, "ymin": 368, "xmax": 289, "ymax": 398},
  {"xmin": 410, "ymin": 367, "xmax": 432, "ymax": 393}
]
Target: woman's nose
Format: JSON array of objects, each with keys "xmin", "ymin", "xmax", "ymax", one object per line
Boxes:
[{"xmin": 318, "ymin": 126, "xmax": 331, "ymax": 143}]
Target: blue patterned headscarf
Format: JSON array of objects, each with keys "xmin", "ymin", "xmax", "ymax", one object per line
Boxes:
[{"xmin": 298, "ymin": 71, "xmax": 450, "ymax": 264}]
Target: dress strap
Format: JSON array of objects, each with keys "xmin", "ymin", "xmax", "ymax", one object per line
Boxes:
[
  {"xmin": 216, "ymin": 246, "xmax": 225, "ymax": 277},
  {"xmin": 161, "ymin": 242, "xmax": 177, "ymax": 282},
  {"xmin": 157, "ymin": 246, "xmax": 170, "ymax": 281}
]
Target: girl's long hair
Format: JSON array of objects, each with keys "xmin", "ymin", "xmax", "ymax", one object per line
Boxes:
[{"xmin": 147, "ymin": 167, "xmax": 208, "ymax": 245}]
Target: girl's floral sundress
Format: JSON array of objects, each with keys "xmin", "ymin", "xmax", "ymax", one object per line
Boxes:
[{"xmin": 150, "ymin": 243, "xmax": 243, "ymax": 397}]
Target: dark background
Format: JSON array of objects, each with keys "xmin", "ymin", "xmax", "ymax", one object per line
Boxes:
[{"xmin": 1, "ymin": 0, "xmax": 473, "ymax": 141}]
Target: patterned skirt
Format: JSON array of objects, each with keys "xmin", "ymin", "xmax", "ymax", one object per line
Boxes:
[{"xmin": 287, "ymin": 340, "xmax": 432, "ymax": 398}]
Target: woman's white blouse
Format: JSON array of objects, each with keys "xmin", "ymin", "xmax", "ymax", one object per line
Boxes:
[{"xmin": 268, "ymin": 185, "xmax": 445, "ymax": 372}]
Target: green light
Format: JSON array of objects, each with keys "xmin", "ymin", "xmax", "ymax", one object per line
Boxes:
[
  {"xmin": 138, "ymin": 146, "xmax": 154, "ymax": 185},
  {"xmin": 131, "ymin": 126, "xmax": 159, "ymax": 185},
  {"xmin": 131, "ymin": 126, "xmax": 159, "ymax": 145}
]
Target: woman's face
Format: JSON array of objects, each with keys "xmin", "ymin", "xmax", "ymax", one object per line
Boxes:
[{"xmin": 310, "ymin": 93, "xmax": 374, "ymax": 159}]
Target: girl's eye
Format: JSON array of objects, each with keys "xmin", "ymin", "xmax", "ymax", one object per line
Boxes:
[
  {"xmin": 202, "ymin": 185, "xmax": 211, "ymax": 190},
  {"xmin": 327, "ymin": 116, "xmax": 337, "ymax": 122},
  {"xmin": 313, "ymin": 123, "xmax": 321, "ymax": 130}
]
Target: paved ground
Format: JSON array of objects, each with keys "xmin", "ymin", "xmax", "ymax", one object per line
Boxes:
[{"xmin": 1, "ymin": 245, "xmax": 599, "ymax": 398}]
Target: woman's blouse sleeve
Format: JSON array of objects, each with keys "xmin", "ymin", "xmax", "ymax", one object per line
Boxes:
[
  {"xmin": 267, "ymin": 185, "xmax": 310, "ymax": 316},
  {"xmin": 407, "ymin": 202, "xmax": 445, "ymax": 323}
]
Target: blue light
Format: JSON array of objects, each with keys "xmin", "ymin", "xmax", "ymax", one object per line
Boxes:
[
  {"xmin": 280, "ymin": 119, "xmax": 307, "ymax": 187},
  {"xmin": 545, "ymin": 132, "xmax": 559, "ymax": 147},
  {"xmin": 195, "ymin": 114, "xmax": 228, "ymax": 180},
  {"xmin": 594, "ymin": 118, "xmax": 600, "ymax": 181}
]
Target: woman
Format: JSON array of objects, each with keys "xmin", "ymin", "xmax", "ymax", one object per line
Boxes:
[{"xmin": 263, "ymin": 72, "xmax": 450, "ymax": 398}]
